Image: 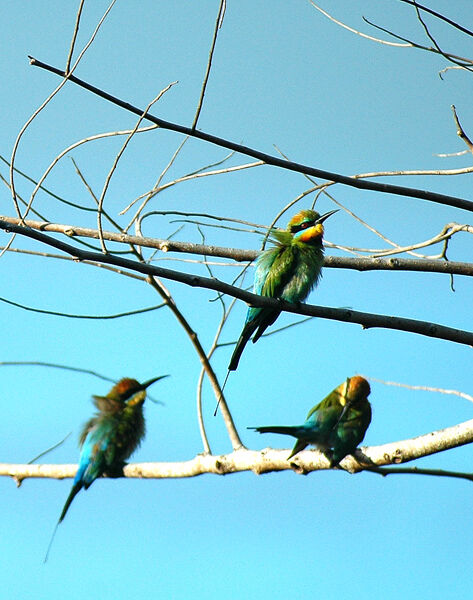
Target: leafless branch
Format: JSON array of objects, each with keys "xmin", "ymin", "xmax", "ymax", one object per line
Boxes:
[
  {"xmin": 192, "ymin": 0, "xmax": 226, "ymax": 129},
  {"xmin": 1, "ymin": 218, "xmax": 472, "ymax": 347},
  {"xmin": 310, "ymin": 1, "xmax": 411, "ymax": 47},
  {"xmin": 28, "ymin": 433, "xmax": 72, "ymax": 465},
  {"xmin": 411, "ymin": 2, "xmax": 473, "ymax": 73},
  {"xmin": 3, "ymin": 415, "xmax": 473, "ymax": 483},
  {"xmin": 397, "ymin": 0, "xmax": 473, "ymax": 38},
  {"xmin": 123, "ymin": 134, "xmax": 187, "ymax": 229},
  {"xmin": 362, "ymin": 16, "xmax": 473, "ymax": 68},
  {"xmin": 64, "ymin": 0, "xmax": 85, "ymax": 74},
  {"xmin": 310, "ymin": 1, "xmax": 473, "ymax": 66},
  {"xmin": 12, "ymin": 2, "xmax": 117, "ymax": 221},
  {"xmin": 27, "ymin": 56, "xmax": 473, "ymax": 213},
  {"xmin": 364, "ymin": 466, "xmax": 473, "ymax": 482},
  {"xmin": 144, "ymin": 274, "xmax": 243, "ymax": 451},
  {"xmin": 452, "ymin": 105, "xmax": 473, "ymax": 154},
  {"xmin": 365, "ymin": 376, "xmax": 473, "ymax": 404},
  {"xmin": 0, "ymin": 361, "xmax": 117, "ymax": 384},
  {"xmin": 1, "ymin": 215, "xmax": 471, "ymax": 275},
  {"xmin": 0, "ymin": 295, "xmax": 165, "ymax": 320}
]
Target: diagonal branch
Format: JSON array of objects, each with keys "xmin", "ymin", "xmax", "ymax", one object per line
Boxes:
[
  {"xmin": 1, "ymin": 218, "xmax": 472, "ymax": 347},
  {"xmin": 27, "ymin": 56, "xmax": 473, "ymax": 213},
  {"xmin": 397, "ymin": 0, "xmax": 473, "ymax": 38}
]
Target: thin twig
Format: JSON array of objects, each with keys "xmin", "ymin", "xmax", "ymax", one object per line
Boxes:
[
  {"xmin": 64, "ymin": 0, "xmax": 85, "ymax": 74},
  {"xmin": 0, "ymin": 361, "xmax": 117, "ymax": 383},
  {"xmin": 365, "ymin": 376, "xmax": 473, "ymax": 404},
  {"xmin": 125, "ymin": 156, "xmax": 262, "ymax": 230},
  {"xmin": 96, "ymin": 89, "xmax": 172, "ymax": 252},
  {"xmin": 144, "ymin": 274, "xmax": 243, "ymax": 450},
  {"xmin": 0, "ymin": 172, "xmax": 48, "ymax": 221},
  {"xmin": 364, "ymin": 466, "xmax": 473, "ymax": 482},
  {"xmin": 309, "ymin": 1, "xmax": 411, "ymax": 47},
  {"xmin": 125, "ymin": 132, "xmax": 188, "ymax": 231},
  {"xmin": 192, "ymin": 0, "xmax": 226, "ymax": 128},
  {"xmin": 25, "ymin": 125, "xmax": 158, "ymax": 216},
  {"xmin": 0, "ymin": 245, "xmax": 147, "ymax": 280},
  {"xmin": 12, "ymin": 2, "xmax": 117, "ymax": 221},
  {"xmin": 398, "ymin": 0, "xmax": 473, "ymax": 38},
  {"xmin": 452, "ymin": 105, "xmax": 473, "ymax": 154},
  {"xmin": 412, "ymin": 2, "xmax": 473, "ymax": 73},
  {"xmin": 362, "ymin": 16, "xmax": 473, "ymax": 67},
  {"xmin": 0, "ymin": 295, "xmax": 165, "ymax": 320},
  {"xmin": 28, "ymin": 433, "xmax": 72, "ymax": 465}
]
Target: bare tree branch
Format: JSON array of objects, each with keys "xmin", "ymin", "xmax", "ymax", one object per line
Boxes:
[
  {"xmin": 1, "ymin": 218, "xmax": 472, "ymax": 347},
  {"xmin": 0, "ymin": 295, "xmax": 165, "ymax": 320},
  {"xmin": 1, "ymin": 216, "xmax": 471, "ymax": 275},
  {"xmin": 366, "ymin": 376, "xmax": 473, "ymax": 405},
  {"xmin": 310, "ymin": 1, "xmax": 411, "ymax": 47},
  {"xmin": 27, "ymin": 56, "xmax": 473, "ymax": 213},
  {"xmin": 192, "ymin": 0, "xmax": 226, "ymax": 129},
  {"xmin": 12, "ymin": 3, "xmax": 117, "ymax": 221},
  {"xmin": 397, "ymin": 0, "xmax": 473, "ymax": 38},
  {"xmin": 364, "ymin": 466, "xmax": 473, "ymax": 482},
  {"xmin": 2, "ymin": 415, "xmax": 473, "ymax": 482},
  {"xmin": 0, "ymin": 361, "xmax": 117, "ymax": 384},
  {"xmin": 362, "ymin": 16, "xmax": 473, "ymax": 68},
  {"xmin": 452, "ymin": 105, "xmax": 473, "ymax": 154},
  {"xmin": 64, "ymin": 0, "xmax": 85, "ymax": 74}
]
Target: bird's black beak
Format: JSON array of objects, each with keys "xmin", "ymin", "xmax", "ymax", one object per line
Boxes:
[
  {"xmin": 140, "ymin": 375, "xmax": 169, "ymax": 390},
  {"xmin": 316, "ymin": 209, "xmax": 338, "ymax": 224}
]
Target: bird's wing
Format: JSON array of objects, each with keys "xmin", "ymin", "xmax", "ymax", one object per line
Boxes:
[
  {"xmin": 260, "ymin": 244, "xmax": 297, "ymax": 299},
  {"xmin": 77, "ymin": 419, "xmax": 116, "ymax": 488},
  {"xmin": 305, "ymin": 399, "xmax": 343, "ymax": 433},
  {"xmin": 253, "ymin": 246, "xmax": 280, "ymax": 296}
]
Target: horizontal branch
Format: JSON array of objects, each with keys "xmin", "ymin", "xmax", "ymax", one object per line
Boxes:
[
  {"xmin": 2, "ymin": 215, "xmax": 472, "ymax": 276},
  {"xmin": 28, "ymin": 56, "xmax": 473, "ymax": 213},
  {"xmin": 1, "ymin": 219, "xmax": 472, "ymax": 346},
  {"xmin": 3, "ymin": 417, "xmax": 473, "ymax": 482}
]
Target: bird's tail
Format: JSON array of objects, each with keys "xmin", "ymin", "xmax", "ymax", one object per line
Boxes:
[
  {"xmin": 228, "ymin": 321, "xmax": 258, "ymax": 372},
  {"xmin": 248, "ymin": 425, "xmax": 304, "ymax": 437},
  {"xmin": 44, "ymin": 481, "xmax": 83, "ymax": 563},
  {"xmin": 58, "ymin": 481, "xmax": 83, "ymax": 524}
]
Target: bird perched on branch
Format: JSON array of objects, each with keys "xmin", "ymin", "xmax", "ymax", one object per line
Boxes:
[
  {"xmin": 45, "ymin": 375, "xmax": 166, "ymax": 561},
  {"xmin": 228, "ymin": 208, "xmax": 337, "ymax": 372},
  {"xmin": 248, "ymin": 375, "xmax": 372, "ymax": 465}
]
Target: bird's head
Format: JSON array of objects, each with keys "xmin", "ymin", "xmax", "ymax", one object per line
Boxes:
[
  {"xmin": 342, "ymin": 375, "xmax": 371, "ymax": 405},
  {"xmin": 287, "ymin": 209, "xmax": 337, "ymax": 244},
  {"xmin": 108, "ymin": 376, "xmax": 168, "ymax": 403}
]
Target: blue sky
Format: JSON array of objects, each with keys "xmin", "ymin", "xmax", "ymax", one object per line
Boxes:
[{"xmin": 1, "ymin": 2, "xmax": 472, "ymax": 598}]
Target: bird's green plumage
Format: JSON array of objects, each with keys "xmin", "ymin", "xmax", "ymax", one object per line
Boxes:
[
  {"xmin": 228, "ymin": 209, "xmax": 336, "ymax": 371},
  {"xmin": 249, "ymin": 376, "xmax": 372, "ymax": 466},
  {"xmin": 45, "ymin": 376, "xmax": 166, "ymax": 562}
]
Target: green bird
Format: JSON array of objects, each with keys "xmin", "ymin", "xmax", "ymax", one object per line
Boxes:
[
  {"xmin": 45, "ymin": 376, "xmax": 166, "ymax": 561},
  {"xmin": 248, "ymin": 376, "xmax": 372, "ymax": 465},
  {"xmin": 228, "ymin": 208, "xmax": 337, "ymax": 372}
]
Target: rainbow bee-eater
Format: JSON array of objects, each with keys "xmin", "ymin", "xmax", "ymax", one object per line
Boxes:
[
  {"xmin": 45, "ymin": 376, "xmax": 166, "ymax": 561},
  {"xmin": 248, "ymin": 376, "xmax": 371, "ymax": 465},
  {"xmin": 228, "ymin": 208, "xmax": 336, "ymax": 372}
]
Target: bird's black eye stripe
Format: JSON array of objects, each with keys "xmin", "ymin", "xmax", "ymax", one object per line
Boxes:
[{"xmin": 291, "ymin": 220, "xmax": 315, "ymax": 233}]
